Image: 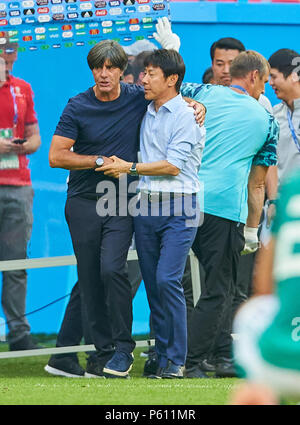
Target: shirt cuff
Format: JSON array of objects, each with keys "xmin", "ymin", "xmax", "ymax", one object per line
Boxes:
[{"xmin": 166, "ymin": 156, "xmax": 184, "ymax": 171}]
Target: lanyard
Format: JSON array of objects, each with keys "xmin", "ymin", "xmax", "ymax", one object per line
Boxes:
[
  {"xmin": 9, "ymin": 83, "xmax": 18, "ymax": 134},
  {"xmin": 287, "ymin": 109, "xmax": 300, "ymax": 154},
  {"xmin": 230, "ymin": 84, "xmax": 249, "ymax": 96}
]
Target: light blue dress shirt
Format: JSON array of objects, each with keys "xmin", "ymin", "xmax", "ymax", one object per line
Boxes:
[{"xmin": 138, "ymin": 94, "xmax": 205, "ymax": 194}]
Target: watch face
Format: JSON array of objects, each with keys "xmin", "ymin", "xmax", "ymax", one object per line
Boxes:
[{"xmin": 96, "ymin": 157, "xmax": 104, "ymax": 167}]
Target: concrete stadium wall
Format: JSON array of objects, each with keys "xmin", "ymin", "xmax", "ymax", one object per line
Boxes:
[{"xmin": 0, "ymin": 1, "xmax": 299, "ymax": 336}]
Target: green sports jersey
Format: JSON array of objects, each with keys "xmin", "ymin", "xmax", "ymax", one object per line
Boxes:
[{"xmin": 258, "ymin": 169, "xmax": 300, "ymax": 371}]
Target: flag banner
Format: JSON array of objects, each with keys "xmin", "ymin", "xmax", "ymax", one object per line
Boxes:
[{"xmin": 0, "ymin": 0, "xmax": 170, "ymax": 51}]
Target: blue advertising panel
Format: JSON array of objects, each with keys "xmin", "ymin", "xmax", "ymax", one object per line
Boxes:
[{"xmin": 0, "ymin": 0, "xmax": 170, "ymax": 51}]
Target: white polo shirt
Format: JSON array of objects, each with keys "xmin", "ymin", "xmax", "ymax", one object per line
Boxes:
[{"xmin": 274, "ymin": 98, "xmax": 300, "ymax": 185}]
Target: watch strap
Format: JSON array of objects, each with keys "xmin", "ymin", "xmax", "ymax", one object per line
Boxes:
[{"xmin": 130, "ymin": 162, "xmax": 138, "ymax": 176}]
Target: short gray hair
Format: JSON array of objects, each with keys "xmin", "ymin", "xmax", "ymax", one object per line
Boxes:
[
  {"xmin": 230, "ymin": 50, "xmax": 270, "ymax": 79},
  {"xmin": 87, "ymin": 40, "xmax": 128, "ymax": 71}
]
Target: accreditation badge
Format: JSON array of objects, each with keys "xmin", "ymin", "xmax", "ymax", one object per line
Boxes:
[
  {"xmin": 0, "ymin": 128, "xmax": 20, "ymax": 170},
  {"xmin": 0, "ymin": 154, "xmax": 20, "ymax": 170}
]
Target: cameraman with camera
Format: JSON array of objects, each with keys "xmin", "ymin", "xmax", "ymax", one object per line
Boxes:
[{"xmin": 0, "ymin": 37, "xmax": 41, "ymax": 351}]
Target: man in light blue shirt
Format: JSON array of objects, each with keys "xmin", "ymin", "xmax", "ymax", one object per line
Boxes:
[
  {"xmin": 101, "ymin": 49, "xmax": 205, "ymax": 379},
  {"xmin": 138, "ymin": 94, "xmax": 204, "ymax": 195},
  {"xmin": 180, "ymin": 51, "xmax": 279, "ymax": 378}
]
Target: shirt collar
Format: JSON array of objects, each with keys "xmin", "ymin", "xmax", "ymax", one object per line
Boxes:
[
  {"xmin": 293, "ymin": 98, "xmax": 300, "ymax": 109},
  {"xmin": 282, "ymin": 97, "xmax": 300, "ymax": 110},
  {"xmin": 147, "ymin": 93, "xmax": 182, "ymax": 115}
]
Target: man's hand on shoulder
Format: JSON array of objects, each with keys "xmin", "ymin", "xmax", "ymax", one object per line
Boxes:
[{"xmin": 187, "ymin": 100, "xmax": 206, "ymax": 127}]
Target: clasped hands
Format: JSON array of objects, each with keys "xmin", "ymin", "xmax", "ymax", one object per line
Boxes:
[
  {"xmin": 95, "ymin": 155, "xmax": 131, "ymax": 179},
  {"xmin": 94, "ymin": 100, "xmax": 206, "ymax": 179}
]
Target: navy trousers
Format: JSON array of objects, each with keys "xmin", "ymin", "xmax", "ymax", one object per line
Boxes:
[
  {"xmin": 65, "ymin": 195, "xmax": 135, "ymax": 356},
  {"xmin": 134, "ymin": 195, "xmax": 198, "ymax": 367},
  {"xmin": 53, "ymin": 258, "xmax": 144, "ymax": 360}
]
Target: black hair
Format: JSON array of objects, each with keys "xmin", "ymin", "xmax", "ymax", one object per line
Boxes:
[
  {"xmin": 210, "ymin": 37, "xmax": 246, "ymax": 61},
  {"xmin": 268, "ymin": 48, "xmax": 300, "ymax": 79},
  {"xmin": 143, "ymin": 49, "xmax": 185, "ymax": 93},
  {"xmin": 124, "ymin": 63, "xmax": 134, "ymax": 76},
  {"xmin": 131, "ymin": 50, "xmax": 152, "ymax": 82},
  {"xmin": 87, "ymin": 40, "xmax": 128, "ymax": 71},
  {"xmin": 202, "ymin": 67, "xmax": 214, "ymax": 84}
]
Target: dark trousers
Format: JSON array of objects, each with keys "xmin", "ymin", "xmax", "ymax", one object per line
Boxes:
[
  {"xmin": 54, "ymin": 281, "xmax": 94, "ymax": 359},
  {"xmin": 232, "ymin": 252, "xmax": 256, "ymax": 319},
  {"xmin": 183, "ymin": 213, "xmax": 244, "ymax": 369},
  {"xmin": 134, "ymin": 196, "xmax": 198, "ymax": 367},
  {"xmin": 53, "ymin": 259, "xmax": 144, "ymax": 358},
  {"xmin": 65, "ymin": 196, "xmax": 135, "ymax": 355},
  {"xmin": 231, "ymin": 209, "xmax": 263, "ymax": 320}
]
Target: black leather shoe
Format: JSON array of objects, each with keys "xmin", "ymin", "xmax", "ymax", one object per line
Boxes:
[
  {"xmin": 184, "ymin": 365, "xmax": 210, "ymax": 379},
  {"xmin": 143, "ymin": 352, "xmax": 159, "ymax": 377},
  {"xmin": 147, "ymin": 367, "xmax": 165, "ymax": 379},
  {"xmin": 215, "ymin": 357, "xmax": 237, "ymax": 378},
  {"xmin": 162, "ymin": 360, "xmax": 184, "ymax": 379}
]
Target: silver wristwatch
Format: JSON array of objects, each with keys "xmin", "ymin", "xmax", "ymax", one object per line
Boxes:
[{"xmin": 95, "ymin": 156, "xmax": 104, "ymax": 167}]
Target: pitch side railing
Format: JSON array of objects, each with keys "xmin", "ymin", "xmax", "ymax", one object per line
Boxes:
[{"xmin": 0, "ymin": 251, "xmax": 201, "ymax": 359}]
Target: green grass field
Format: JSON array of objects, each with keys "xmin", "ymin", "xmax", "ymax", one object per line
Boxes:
[
  {"xmin": 0, "ymin": 342, "xmax": 239, "ymax": 405},
  {"xmin": 0, "ymin": 341, "xmax": 298, "ymax": 406}
]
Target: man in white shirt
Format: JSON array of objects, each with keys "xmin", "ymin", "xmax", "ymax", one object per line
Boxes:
[{"xmin": 268, "ymin": 48, "xmax": 300, "ymax": 188}]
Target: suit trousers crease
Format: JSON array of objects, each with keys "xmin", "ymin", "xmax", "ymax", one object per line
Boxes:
[{"xmin": 134, "ymin": 197, "xmax": 198, "ymax": 367}]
